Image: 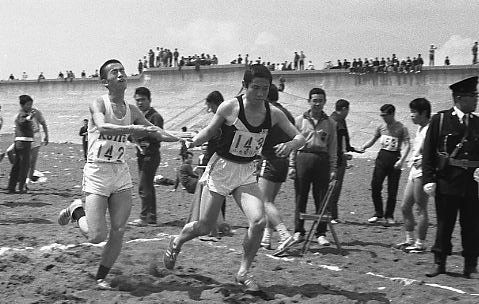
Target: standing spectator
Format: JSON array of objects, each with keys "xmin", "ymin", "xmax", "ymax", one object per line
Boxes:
[
  {"xmin": 444, "ymin": 56, "xmax": 450, "ymax": 66},
  {"xmin": 81, "ymin": 70, "xmax": 86, "ymax": 78},
  {"xmin": 143, "ymin": 56, "xmax": 148, "ymax": 69},
  {"xmin": 244, "ymin": 54, "xmax": 249, "ymax": 65},
  {"xmin": 173, "ymin": 48, "xmax": 179, "ymax": 67},
  {"xmin": 395, "ymin": 98, "xmax": 431, "ymax": 253},
  {"xmin": 138, "ymin": 59, "xmax": 144, "ymax": 74},
  {"xmin": 429, "ymin": 44, "xmax": 438, "ymax": 66},
  {"xmin": 299, "ymin": 51, "xmax": 306, "ymax": 70},
  {"xmin": 473, "ymin": 42, "xmax": 478, "ymax": 64},
  {"xmin": 237, "ymin": 54, "xmax": 243, "ymax": 64},
  {"xmin": 416, "ymin": 54, "xmax": 424, "ymax": 72},
  {"xmin": 293, "ymin": 52, "xmax": 300, "ymax": 70},
  {"xmin": 423, "ymin": 76, "xmax": 479, "ymax": 279},
  {"xmin": 289, "ymin": 88, "xmax": 337, "ymax": 246},
  {"xmin": 156, "ymin": 47, "xmax": 161, "ymax": 67},
  {"xmin": 22, "ymin": 72, "xmax": 28, "ymax": 80},
  {"xmin": 79, "ymin": 119, "xmax": 88, "ymax": 161},
  {"xmin": 360, "ymin": 104, "xmax": 410, "ymax": 225},
  {"xmin": 148, "ymin": 49, "xmax": 155, "ymax": 68},
  {"xmin": 28, "ymin": 102, "xmax": 49, "ymax": 183},
  {"xmin": 8, "ymin": 95, "xmax": 35, "ymax": 194},
  {"xmin": 128, "ymin": 87, "xmax": 165, "ymax": 227},
  {"xmin": 329, "ymin": 99, "xmax": 360, "ymax": 223}
]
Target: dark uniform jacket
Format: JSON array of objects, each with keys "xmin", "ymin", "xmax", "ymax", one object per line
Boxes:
[{"xmin": 422, "ymin": 107, "xmax": 479, "ymax": 196}]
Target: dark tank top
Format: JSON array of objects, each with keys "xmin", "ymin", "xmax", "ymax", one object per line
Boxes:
[{"xmin": 216, "ymin": 95, "xmax": 272, "ymax": 163}]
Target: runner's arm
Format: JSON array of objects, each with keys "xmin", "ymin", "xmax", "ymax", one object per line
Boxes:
[
  {"xmin": 188, "ymin": 101, "xmax": 230, "ymax": 148},
  {"xmin": 90, "ymin": 97, "xmax": 149, "ymax": 137},
  {"xmin": 272, "ymin": 108, "xmax": 305, "ymax": 157},
  {"xmin": 130, "ymin": 105, "xmax": 182, "ymax": 142}
]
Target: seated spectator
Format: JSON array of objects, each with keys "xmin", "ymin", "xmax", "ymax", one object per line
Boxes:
[
  {"xmin": 37, "ymin": 72, "xmax": 45, "ymax": 82},
  {"xmin": 58, "ymin": 71, "xmax": 64, "ymax": 79},
  {"xmin": 173, "ymin": 151, "xmax": 199, "ymax": 194},
  {"xmin": 8, "ymin": 74, "xmax": 15, "ymax": 80}
]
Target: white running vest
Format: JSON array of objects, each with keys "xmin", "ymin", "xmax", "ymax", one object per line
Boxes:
[{"xmin": 87, "ymin": 94, "xmax": 131, "ymax": 163}]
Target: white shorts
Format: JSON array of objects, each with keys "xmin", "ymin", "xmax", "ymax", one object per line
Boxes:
[
  {"xmin": 83, "ymin": 162, "xmax": 132, "ymax": 197},
  {"xmin": 199, "ymin": 153, "xmax": 257, "ymax": 196}
]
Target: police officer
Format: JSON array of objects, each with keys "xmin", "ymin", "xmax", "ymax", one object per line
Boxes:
[{"xmin": 423, "ymin": 76, "xmax": 479, "ymax": 279}]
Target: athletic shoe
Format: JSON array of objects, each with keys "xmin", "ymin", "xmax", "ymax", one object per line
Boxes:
[
  {"xmin": 273, "ymin": 235, "xmax": 297, "ymax": 256},
  {"xmin": 96, "ymin": 279, "xmax": 113, "ymax": 290},
  {"xmin": 393, "ymin": 241, "xmax": 414, "ymax": 250},
  {"xmin": 163, "ymin": 238, "xmax": 180, "ymax": 270},
  {"xmin": 235, "ymin": 273, "xmax": 260, "ymax": 292},
  {"xmin": 330, "ymin": 219, "xmax": 340, "ymax": 224},
  {"xmin": 293, "ymin": 232, "xmax": 305, "ymax": 243},
  {"xmin": 128, "ymin": 219, "xmax": 148, "ymax": 227},
  {"xmin": 317, "ymin": 236, "xmax": 331, "ymax": 246},
  {"xmin": 385, "ymin": 218, "xmax": 396, "ymax": 225},
  {"xmin": 368, "ymin": 216, "xmax": 382, "ymax": 223},
  {"xmin": 58, "ymin": 199, "xmax": 83, "ymax": 225},
  {"xmin": 404, "ymin": 244, "xmax": 427, "ymax": 253}
]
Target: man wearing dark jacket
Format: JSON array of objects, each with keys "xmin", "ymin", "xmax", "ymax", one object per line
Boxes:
[{"xmin": 423, "ymin": 76, "xmax": 479, "ymax": 279}]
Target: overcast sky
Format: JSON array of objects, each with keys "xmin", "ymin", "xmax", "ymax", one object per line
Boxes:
[{"xmin": 0, "ymin": 0, "xmax": 477, "ymax": 79}]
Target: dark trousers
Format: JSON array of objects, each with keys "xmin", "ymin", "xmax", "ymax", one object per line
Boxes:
[
  {"xmin": 329, "ymin": 154, "xmax": 347, "ymax": 220},
  {"xmin": 8, "ymin": 141, "xmax": 32, "ymax": 192},
  {"xmin": 82, "ymin": 140, "xmax": 88, "ymax": 160},
  {"xmin": 137, "ymin": 153, "xmax": 160, "ymax": 223},
  {"xmin": 294, "ymin": 152, "xmax": 330, "ymax": 236},
  {"xmin": 371, "ymin": 150, "xmax": 401, "ymax": 219},
  {"xmin": 431, "ymin": 193, "xmax": 479, "ymax": 260}
]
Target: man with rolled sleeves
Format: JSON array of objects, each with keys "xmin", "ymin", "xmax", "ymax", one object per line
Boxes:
[{"xmin": 423, "ymin": 76, "xmax": 479, "ymax": 279}]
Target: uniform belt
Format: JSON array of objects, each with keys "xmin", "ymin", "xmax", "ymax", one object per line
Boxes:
[
  {"xmin": 449, "ymin": 158, "xmax": 479, "ymax": 168},
  {"xmin": 15, "ymin": 137, "xmax": 33, "ymax": 141}
]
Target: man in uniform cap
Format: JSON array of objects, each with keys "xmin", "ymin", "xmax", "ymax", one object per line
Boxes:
[{"xmin": 423, "ymin": 76, "xmax": 479, "ymax": 278}]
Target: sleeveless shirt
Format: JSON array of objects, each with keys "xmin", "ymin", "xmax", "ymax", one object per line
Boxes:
[
  {"xmin": 215, "ymin": 95, "xmax": 271, "ymax": 163},
  {"xmin": 87, "ymin": 94, "xmax": 131, "ymax": 163}
]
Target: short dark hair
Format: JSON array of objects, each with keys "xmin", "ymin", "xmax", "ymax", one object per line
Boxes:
[
  {"xmin": 380, "ymin": 104, "xmax": 395, "ymax": 114},
  {"xmin": 243, "ymin": 64, "xmax": 272, "ymax": 88},
  {"xmin": 206, "ymin": 91, "xmax": 224, "ymax": 105},
  {"xmin": 308, "ymin": 88, "xmax": 326, "ymax": 100},
  {"xmin": 99, "ymin": 59, "xmax": 122, "ymax": 80},
  {"xmin": 83, "ymin": 118, "xmax": 88, "ymax": 122},
  {"xmin": 409, "ymin": 98, "xmax": 431, "ymax": 118},
  {"xmin": 335, "ymin": 99, "xmax": 350, "ymax": 111},
  {"xmin": 267, "ymin": 84, "xmax": 279, "ymax": 102},
  {"xmin": 19, "ymin": 94, "xmax": 33, "ymax": 105},
  {"xmin": 134, "ymin": 87, "xmax": 151, "ymax": 100}
]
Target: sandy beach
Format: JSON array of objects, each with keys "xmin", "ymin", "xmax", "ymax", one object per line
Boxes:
[{"xmin": 0, "ymin": 137, "xmax": 478, "ymax": 304}]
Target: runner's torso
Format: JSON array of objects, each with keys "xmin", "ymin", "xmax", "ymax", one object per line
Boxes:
[
  {"xmin": 216, "ymin": 95, "xmax": 271, "ymax": 163},
  {"xmin": 87, "ymin": 94, "xmax": 131, "ymax": 163}
]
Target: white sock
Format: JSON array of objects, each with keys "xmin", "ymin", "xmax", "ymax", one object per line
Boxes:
[
  {"xmin": 415, "ymin": 239, "xmax": 425, "ymax": 247},
  {"xmin": 275, "ymin": 223, "xmax": 291, "ymax": 242},
  {"xmin": 405, "ymin": 231, "xmax": 414, "ymax": 244},
  {"xmin": 261, "ymin": 228, "xmax": 272, "ymax": 243}
]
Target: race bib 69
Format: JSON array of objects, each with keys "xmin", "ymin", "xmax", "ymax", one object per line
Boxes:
[{"xmin": 380, "ymin": 135, "xmax": 399, "ymax": 151}]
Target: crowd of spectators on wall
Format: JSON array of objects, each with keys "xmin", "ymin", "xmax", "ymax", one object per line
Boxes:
[{"xmin": 137, "ymin": 46, "xmax": 220, "ymax": 74}]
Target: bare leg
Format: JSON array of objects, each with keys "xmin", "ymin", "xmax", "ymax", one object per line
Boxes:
[
  {"xmin": 174, "ymin": 188, "xmax": 225, "ymax": 250},
  {"xmin": 412, "ymin": 177, "xmax": 429, "ymax": 241},
  {"xmin": 84, "ymin": 190, "xmax": 132, "ymax": 268},
  {"xmin": 232, "ymin": 183, "xmax": 266, "ymax": 276},
  {"xmin": 258, "ymin": 177, "xmax": 284, "ymax": 228}
]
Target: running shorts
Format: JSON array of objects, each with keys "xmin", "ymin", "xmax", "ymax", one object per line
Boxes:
[
  {"xmin": 199, "ymin": 153, "xmax": 257, "ymax": 196},
  {"xmin": 258, "ymin": 157, "xmax": 289, "ymax": 183},
  {"xmin": 83, "ymin": 162, "xmax": 133, "ymax": 197}
]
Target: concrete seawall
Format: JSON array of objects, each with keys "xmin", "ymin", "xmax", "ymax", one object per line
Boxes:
[{"xmin": 0, "ymin": 64, "xmax": 478, "ymax": 151}]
